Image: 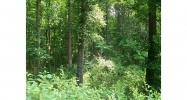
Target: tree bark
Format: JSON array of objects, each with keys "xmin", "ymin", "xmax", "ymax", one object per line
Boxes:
[
  {"xmin": 146, "ymin": 0, "xmax": 157, "ymax": 87},
  {"xmin": 36, "ymin": 0, "xmax": 41, "ymax": 76},
  {"xmin": 67, "ymin": 0, "xmax": 72, "ymax": 67},
  {"xmin": 77, "ymin": 0, "xmax": 88, "ymax": 85}
]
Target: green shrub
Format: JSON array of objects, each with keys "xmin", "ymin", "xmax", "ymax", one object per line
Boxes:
[
  {"xmin": 26, "ymin": 70, "xmax": 115, "ymax": 100},
  {"xmin": 27, "ymin": 59, "xmax": 161, "ymax": 100}
]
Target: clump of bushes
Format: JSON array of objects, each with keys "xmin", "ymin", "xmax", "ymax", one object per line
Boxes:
[
  {"xmin": 84, "ymin": 57, "xmax": 161, "ymax": 100},
  {"xmin": 26, "ymin": 70, "xmax": 115, "ymax": 100}
]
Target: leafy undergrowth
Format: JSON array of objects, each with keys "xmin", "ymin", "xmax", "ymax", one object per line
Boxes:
[
  {"xmin": 26, "ymin": 72, "xmax": 112, "ymax": 100},
  {"xmin": 27, "ymin": 57, "xmax": 161, "ymax": 100}
]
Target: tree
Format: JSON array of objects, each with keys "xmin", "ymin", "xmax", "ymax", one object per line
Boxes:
[
  {"xmin": 76, "ymin": 0, "xmax": 88, "ymax": 85},
  {"xmin": 146, "ymin": 0, "xmax": 161, "ymax": 91},
  {"xmin": 67, "ymin": 0, "xmax": 72, "ymax": 67},
  {"xmin": 36, "ymin": 0, "xmax": 41, "ymax": 76},
  {"xmin": 46, "ymin": 0, "xmax": 51, "ymax": 68}
]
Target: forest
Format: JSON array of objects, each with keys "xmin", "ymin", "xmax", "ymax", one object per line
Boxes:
[{"xmin": 26, "ymin": 0, "xmax": 161, "ymax": 99}]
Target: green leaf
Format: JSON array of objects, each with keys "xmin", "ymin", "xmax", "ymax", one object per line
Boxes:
[{"xmin": 47, "ymin": 74, "xmax": 53, "ymax": 79}]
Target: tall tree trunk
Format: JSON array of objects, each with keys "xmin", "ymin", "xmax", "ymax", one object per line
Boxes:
[
  {"xmin": 146, "ymin": 0, "xmax": 157, "ymax": 88},
  {"xmin": 67, "ymin": 0, "xmax": 72, "ymax": 67},
  {"xmin": 47, "ymin": 0, "xmax": 51, "ymax": 57},
  {"xmin": 64, "ymin": 10, "xmax": 68, "ymax": 65},
  {"xmin": 77, "ymin": 0, "xmax": 88, "ymax": 85},
  {"xmin": 53, "ymin": 29, "xmax": 56, "ymax": 71},
  {"xmin": 47, "ymin": 23, "xmax": 51, "ymax": 57},
  {"xmin": 36, "ymin": 0, "xmax": 41, "ymax": 76},
  {"xmin": 46, "ymin": 0, "xmax": 51, "ymax": 70},
  {"xmin": 27, "ymin": 0, "xmax": 31, "ymax": 72}
]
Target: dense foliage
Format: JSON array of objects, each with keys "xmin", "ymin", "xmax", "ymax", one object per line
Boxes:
[
  {"xmin": 27, "ymin": 58, "xmax": 161, "ymax": 100},
  {"xmin": 26, "ymin": 0, "xmax": 161, "ymax": 99}
]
